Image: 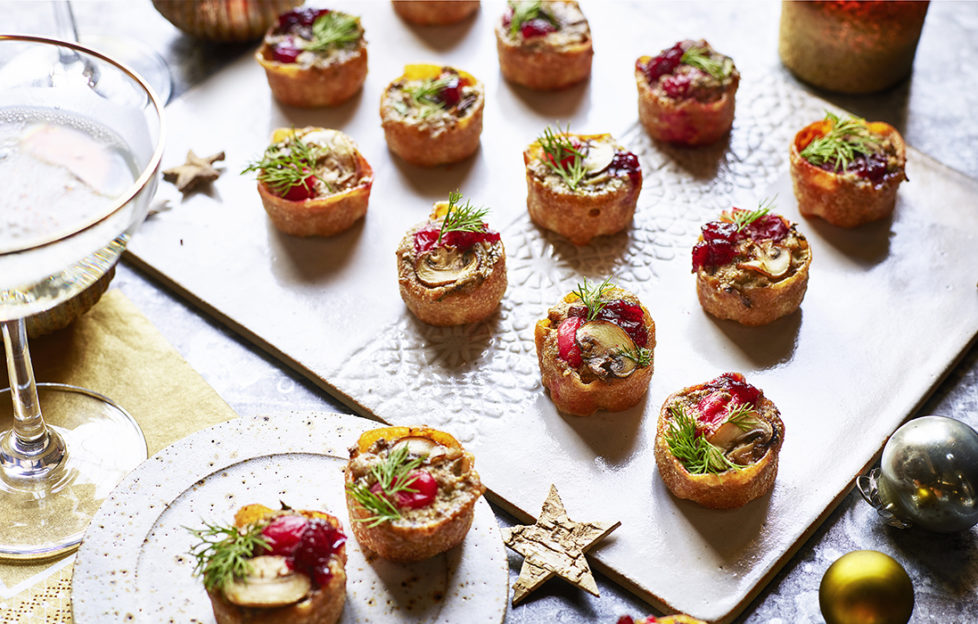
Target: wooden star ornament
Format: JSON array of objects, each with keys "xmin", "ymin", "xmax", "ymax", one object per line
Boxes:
[
  {"xmin": 162, "ymin": 150, "xmax": 225, "ymax": 193},
  {"xmin": 502, "ymin": 484, "xmax": 621, "ymax": 605}
]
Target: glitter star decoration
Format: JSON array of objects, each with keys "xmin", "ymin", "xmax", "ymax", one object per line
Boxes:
[
  {"xmin": 502, "ymin": 484, "xmax": 621, "ymax": 605},
  {"xmin": 162, "ymin": 150, "xmax": 225, "ymax": 193}
]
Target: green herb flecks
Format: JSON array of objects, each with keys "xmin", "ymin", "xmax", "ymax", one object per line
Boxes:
[
  {"xmin": 508, "ymin": 0, "xmax": 556, "ymax": 37},
  {"xmin": 724, "ymin": 402, "xmax": 760, "ymax": 430},
  {"xmin": 346, "ymin": 444, "xmax": 425, "ymax": 528},
  {"xmin": 618, "ymin": 346, "xmax": 652, "ymax": 368},
  {"xmin": 665, "ymin": 404, "xmax": 743, "ymax": 475},
  {"xmin": 436, "ymin": 190, "xmax": 489, "ymax": 245},
  {"xmin": 727, "ymin": 197, "xmax": 776, "ymax": 232},
  {"xmin": 304, "ymin": 11, "xmax": 362, "ymax": 53},
  {"xmin": 572, "ymin": 277, "xmax": 614, "ymax": 321},
  {"xmin": 681, "ymin": 46, "xmax": 733, "ymax": 81},
  {"xmin": 538, "ymin": 124, "xmax": 586, "ymax": 191},
  {"xmin": 404, "ymin": 75, "xmax": 454, "ymax": 119},
  {"xmin": 800, "ymin": 112, "xmax": 883, "ymax": 172},
  {"xmin": 242, "ymin": 134, "xmax": 329, "ymax": 196},
  {"xmin": 187, "ymin": 522, "xmax": 268, "ymax": 592}
]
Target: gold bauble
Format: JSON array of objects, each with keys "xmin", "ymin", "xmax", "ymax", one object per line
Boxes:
[{"xmin": 819, "ymin": 551, "xmax": 914, "ymax": 624}]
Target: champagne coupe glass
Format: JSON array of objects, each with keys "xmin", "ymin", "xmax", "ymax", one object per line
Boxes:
[{"xmin": 0, "ymin": 34, "xmax": 165, "ymax": 559}]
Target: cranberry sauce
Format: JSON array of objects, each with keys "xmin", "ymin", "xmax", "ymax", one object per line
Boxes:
[
  {"xmin": 259, "ymin": 514, "xmax": 346, "ymax": 587},
  {"xmin": 502, "ymin": 7, "xmax": 557, "ymax": 38},
  {"xmin": 413, "ymin": 223, "xmax": 501, "ymax": 254},
  {"xmin": 638, "ymin": 42, "xmax": 684, "ymax": 83},
  {"xmin": 370, "ymin": 470, "xmax": 438, "ymax": 510},
  {"xmin": 270, "ymin": 8, "xmax": 339, "ymax": 63},
  {"xmin": 261, "ymin": 514, "xmax": 308, "ymax": 556},
  {"xmin": 694, "ymin": 372, "xmax": 762, "ymax": 425},
  {"xmin": 278, "ymin": 169, "xmax": 317, "ymax": 201},
  {"xmin": 815, "ymin": 151, "xmax": 894, "ymax": 185},
  {"xmin": 691, "ymin": 208, "xmax": 789, "ymax": 271},
  {"xmin": 568, "ymin": 300, "xmax": 648, "ymax": 348},
  {"xmin": 609, "ymin": 151, "xmax": 642, "ymax": 186}
]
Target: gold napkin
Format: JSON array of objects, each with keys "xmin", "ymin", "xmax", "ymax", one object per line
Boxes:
[{"xmin": 0, "ymin": 289, "xmax": 238, "ymax": 623}]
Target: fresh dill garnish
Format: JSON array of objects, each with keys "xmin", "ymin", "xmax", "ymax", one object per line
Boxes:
[
  {"xmin": 187, "ymin": 521, "xmax": 268, "ymax": 592},
  {"xmin": 404, "ymin": 75, "xmax": 454, "ymax": 119},
  {"xmin": 618, "ymin": 346, "xmax": 652, "ymax": 368},
  {"xmin": 665, "ymin": 404, "xmax": 742, "ymax": 475},
  {"xmin": 800, "ymin": 112, "xmax": 883, "ymax": 172},
  {"xmin": 436, "ymin": 190, "xmax": 489, "ymax": 245},
  {"xmin": 724, "ymin": 402, "xmax": 759, "ymax": 430},
  {"xmin": 537, "ymin": 124, "xmax": 586, "ymax": 191},
  {"xmin": 345, "ymin": 444, "xmax": 425, "ymax": 528},
  {"xmin": 241, "ymin": 134, "xmax": 329, "ymax": 196},
  {"xmin": 508, "ymin": 0, "xmax": 556, "ymax": 37},
  {"xmin": 304, "ymin": 11, "xmax": 362, "ymax": 53},
  {"xmin": 727, "ymin": 197, "xmax": 775, "ymax": 232},
  {"xmin": 681, "ymin": 46, "xmax": 733, "ymax": 81},
  {"xmin": 571, "ymin": 277, "xmax": 614, "ymax": 321}
]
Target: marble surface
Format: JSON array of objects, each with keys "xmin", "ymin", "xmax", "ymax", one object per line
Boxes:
[{"xmin": 4, "ymin": 1, "xmax": 977, "ymax": 622}]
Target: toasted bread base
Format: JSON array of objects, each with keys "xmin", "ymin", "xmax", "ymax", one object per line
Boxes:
[
  {"xmin": 790, "ymin": 120, "xmax": 906, "ymax": 228},
  {"xmin": 256, "ymin": 44, "xmax": 367, "ymax": 108},
  {"xmin": 392, "ymin": 0, "xmax": 480, "ymax": 25},
  {"xmin": 635, "ymin": 62, "xmax": 738, "ymax": 147},
  {"xmin": 494, "ymin": 25, "xmax": 592, "ymax": 90},
  {"xmin": 381, "ymin": 101, "xmax": 484, "ymax": 167},
  {"xmin": 654, "ymin": 388, "xmax": 784, "ymax": 509},
  {"xmin": 534, "ymin": 289, "xmax": 655, "ymax": 417}
]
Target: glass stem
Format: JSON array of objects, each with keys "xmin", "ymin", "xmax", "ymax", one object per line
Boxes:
[{"xmin": 2, "ymin": 320, "xmax": 52, "ymax": 454}]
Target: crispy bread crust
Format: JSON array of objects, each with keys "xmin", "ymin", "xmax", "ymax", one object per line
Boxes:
[
  {"xmin": 790, "ymin": 119, "xmax": 907, "ymax": 228},
  {"xmin": 635, "ymin": 58, "xmax": 738, "ymax": 146},
  {"xmin": 534, "ymin": 288, "xmax": 655, "ymax": 417},
  {"xmin": 256, "ymin": 42, "xmax": 367, "ymax": 108},
  {"xmin": 392, "ymin": 0, "xmax": 480, "ymax": 25},
  {"xmin": 523, "ymin": 135, "xmax": 642, "ymax": 246},
  {"xmin": 654, "ymin": 386, "xmax": 785, "ymax": 509},
  {"xmin": 344, "ymin": 426, "xmax": 485, "ymax": 562}
]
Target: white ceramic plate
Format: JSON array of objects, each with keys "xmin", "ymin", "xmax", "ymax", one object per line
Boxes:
[{"xmin": 71, "ymin": 412, "xmax": 508, "ymax": 623}]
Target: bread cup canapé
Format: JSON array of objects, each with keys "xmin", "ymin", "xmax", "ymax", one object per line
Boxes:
[
  {"xmin": 344, "ymin": 426, "xmax": 485, "ymax": 562},
  {"xmin": 654, "ymin": 372, "xmax": 785, "ymax": 509},
  {"xmin": 391, "ymin": 0, "xmax": 480, "ymax": 25},
  {"xmin": 494, "ymin": 0, "xmax": 592, "ymax": 90},
  {"xmin": 617, "ymin": 615, "xmax": 708, "ymax": 624},
  {"xmin": 396, "ymin": 192, "xmax": 506, "ymax": 326},
  {"xmin": 790, "ymin": 112, "xmax": 907, "ymax": 228},
  {"xmin": 524, "ymin": 126, "xmax": 642, "ymax": 245},
  {"xmin": 380, "ymin": 64, "xmax": 484, "ymax": 166},
  {"xmin": 243, "ymin": 127, "xmax": 373, "ymax": 237},
  {"xmin": 534, "ymin": 279, "xmax": 655, "ymax": 417},
  {"xmin": 190, "ymin": 503, "xmax": 347, "ymax": 624},
  {"xmin": 635, "ymin": 39, "xmax": 739, "ymax": 146},
  {"xmin": 692, "ymin": 201, "xmax": 812, "ymax": 327},
  {"xmin": 256, "ymin": 7, "xmax": 367, "ymax": 107}
]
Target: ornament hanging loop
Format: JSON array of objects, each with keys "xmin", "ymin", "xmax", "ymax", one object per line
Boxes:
[{"xmin": 856, "ymin": 468, "xmax": 912, "ymax": 530}]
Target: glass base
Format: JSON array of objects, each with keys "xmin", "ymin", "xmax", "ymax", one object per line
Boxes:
[{"xmin": 0, "ymin": 383, "xmax": 147, "ymax": 560}]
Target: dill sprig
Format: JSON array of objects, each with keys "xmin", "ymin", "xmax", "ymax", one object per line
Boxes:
[
  {"xmin": 681, "ymin": 46, "xmax": 733, "ymax": 81},
  {"xmin": 436, "ymin": 190, "xmax": 489, "ymax": 245},
  {"xmin": 800, "ymin": 112, "xmax": 883, "ymax": 172},
  {"xmin": 726, "ymin": 197, "xmax": 775, "ymax": 232},
  {"xmin": 508, "ymin": 0, "xmax": 556, "ymax": 36},
  {"xmin": 242, "ymin": 134, "xmax": 329, "ymax": 196},
  {"xmin": 618, "ymin": 346, "xmax": 652, "ymax": 368},
  {"xmin": 665, "ymin": 405, "xmax": 742, "ymax": 475},
  {"xmin": 537, "ymin": 125, "xmax": 586, "ymax": 191},
  {"xmin": 725, "ymin": 402, "xmax": 759, "ymax": 430},
  {"xmin": 571, "ymin": 277, "xmax": 614, "ymax": 321},
  {"xmin": 304, "ymin": 11, "xmax": 362, "ymax": 52},
  {"xmin": 346, "ymin": 444, "xmax": 426, "ymax": 528},
  {"xmin": 187, "ymin": 521, "xmax": 268, "ymax": 592},
  {"xmin": 404, "ymin": 75, "xmax": 454, "ymax": 119}
]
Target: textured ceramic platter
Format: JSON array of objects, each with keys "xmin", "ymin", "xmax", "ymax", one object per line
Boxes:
[
  {"xmin": 71, "ymin": 412, "xmax": 508, "ymax": 623},
  {"xmin": 125, "ymin": 1, "xmax": 978, "ymax": 621}
]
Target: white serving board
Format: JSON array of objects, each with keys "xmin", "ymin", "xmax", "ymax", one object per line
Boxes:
[{"xmin": 126, "ymin": 1, "xmax": 978, "ymax": 621}]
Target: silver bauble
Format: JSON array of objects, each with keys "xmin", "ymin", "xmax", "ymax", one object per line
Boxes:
[{"xmin": 859, "ymin": 415, "xmax": 978, "ymax": 532}]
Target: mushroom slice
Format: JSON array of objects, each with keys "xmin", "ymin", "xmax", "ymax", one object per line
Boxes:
[
  {"xmin": 576, "ymin": 320, "xmax": 638, "ymax": 379},
  {"xmin": 737, "ymin": 242, "xmax": 791, "ymax": 279},
  {"xmin": 223, "ymin": 555, "xmax": 311, "ymax": 607},
  {"xmin": 583, "ymin": 139, "xmax": 615, "ymax": 174},
  {"xmin": 415, "ymin": 245, "xmax": 481, "ymax": 287},
  {"xmin": 707, "ymin": 413, "xmax": 774, "ymax": 464},
  {"xmin": 392, "ymin": 436, "xmax": 445, "ymax": 459}
]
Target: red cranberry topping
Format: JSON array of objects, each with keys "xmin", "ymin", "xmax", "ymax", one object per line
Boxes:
[
  {"xmin": 661, "ymin": 73, "xmax": 691, "ymax": 98},
  {"xmin": 291, "ymin": 517, "xmax": 346, "ymax": 588},
  {"xmin": 701, "ymin": 220, "xmax": 739, "ymax": 242},
  {"xmin": 694, "ymin": 373, "xmax": 761, "ymax": 427},
  {"xmin": 276, "ymin": 8, "xmax": 331, "ymax": 33},
  {"xmin": 821, "ymin": 151, "xmax": 892, "ymax": 185},
  {"xmin": 568, "ymin": 300, "xmax": 648, "ymax": 348},
  {"xmin": 271, "ymin": 38, "xmax": 302, "ymax": 64},
  {"xmin": 691, "ymin": 239, "xmax": 736, "ymax": 271},
  {"xmin": 692, "ymin": 209, "xmax": 790, "ymax": 271},
  {"xmin": 502, "ymin": 7, "xmax": 513, "ymax": 28},
  {"xmin": 521, "ymin": 18, "xmax": 557, "ymax": 38},
  {"xmin": 706, "ymin": 372, "xmax": 761, "ymax": 405},
  {"xmin": 609, "ymin": 151, "xmax": 642, "ymax": 186},
  {"xmin": 640, "ymin": 42, "xmax": 684, "ymax": 83},
  {"xmin": 260, "ymin": 514, "xmax": 308, "ymax": 557},
  {"xmin": 557, "ymin": 316, "xmax": 585, "ymax": 367},
  {"xmin": 279, "ymin": 169, "xmax": 317, "ymax": 201},
  {"xmin": 744, "ymin": 213, "xmax": 789, "ymax": 242},
  {"xmin": 616, "ymin": 618, "xmax": 636, "ymax": 624},
  {"xmin": 544, "ymin": 139, "xmax": 581, "ymax": 170},
  {"xmin": 370, "ymin": 469, "xmax": 438, "ymax": 510},
  {"xmin": 413, "ymin": 225, "xmax": 501, "ymax": 254},
  {"xmin": 436, "ymin": 75, "xmax": 462, "ymax": 108}
]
